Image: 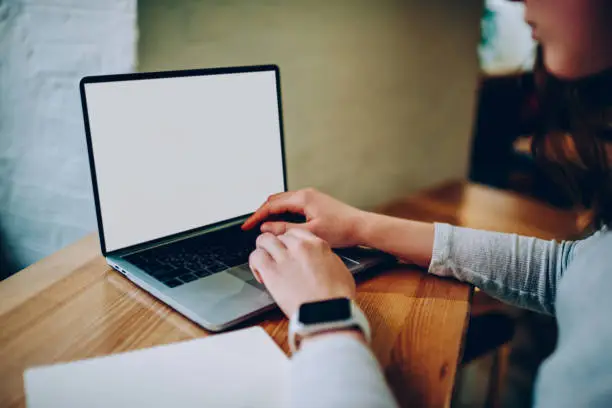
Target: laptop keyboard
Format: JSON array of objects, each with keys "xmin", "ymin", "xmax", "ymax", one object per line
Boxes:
[
  {"xmin": 123, "ymin": 228, "xmax": 361, "ymax": 289},
  {"xmin": 123, "ymin": 230, "xmax": 256, "ymax": 288}
]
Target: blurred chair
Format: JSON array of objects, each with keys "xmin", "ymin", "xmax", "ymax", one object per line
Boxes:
[{"xmin": 461, "ymin": 291, "xmax": 520, "ymax": 408}]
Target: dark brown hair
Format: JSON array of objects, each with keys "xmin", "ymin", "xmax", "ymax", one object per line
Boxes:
[{"xmin": 531, "ymin": 46, "xmax": 612, "ymax": 229}]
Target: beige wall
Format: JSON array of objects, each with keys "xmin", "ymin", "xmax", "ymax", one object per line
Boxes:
[{"xmin": 138, "ymin": 0, "xmax": 481, "ymax": 209}]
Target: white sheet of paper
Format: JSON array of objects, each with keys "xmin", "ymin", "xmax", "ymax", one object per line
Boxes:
[{"xmin": 24, "ymin": 327, "xmax": 289, "ymax": 408}]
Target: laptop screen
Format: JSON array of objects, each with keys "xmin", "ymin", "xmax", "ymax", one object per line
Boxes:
[{"xmin": 83, "ymin": 68, "xmax": 285, "ymax": 253}]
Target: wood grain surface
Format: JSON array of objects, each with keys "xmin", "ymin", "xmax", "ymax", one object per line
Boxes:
[{"xmin": 0, "ymin": 181, "xmax": 578, "ymax": 408}]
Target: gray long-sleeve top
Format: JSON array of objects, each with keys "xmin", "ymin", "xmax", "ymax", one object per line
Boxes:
[{"xmin": 290, "ymin": 224, "xmax": 612, "ymax": 408}]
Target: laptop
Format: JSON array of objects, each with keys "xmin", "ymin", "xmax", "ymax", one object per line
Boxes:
[{"xmin": 80, "ymin": 65, "xmax": 393, "ymax": 331}]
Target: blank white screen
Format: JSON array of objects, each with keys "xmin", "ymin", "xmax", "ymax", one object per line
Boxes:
[{"xmin": 85, "ymin": 70, "xmax": 285, "ymax": 252}]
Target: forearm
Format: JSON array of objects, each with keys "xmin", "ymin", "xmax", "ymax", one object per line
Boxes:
[
  {"xmin": 356, "ymin": 211, "xmax": 591, "ymax": 314},
  {"xmin": 429, "ymin": 224, "xmax": 588, "ymax": 315},
  {"xmin": 356, "ymin": 212, "xmax": 435, "ymax": 268}
]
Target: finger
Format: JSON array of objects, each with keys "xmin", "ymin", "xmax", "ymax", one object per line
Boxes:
[
  {"xmin": 285, "ymin": 227, "xmax": 320, "ymax": 242},
  {"xmin": 266, "ymin": 192, "xmax": 285, "ymax": 201},
  {"xmin": 252, "ymin": 269, "xmax": 263, "ymax": 284},
  {"xmin": 255, "ymin": 232, "xmax": 288, "ymax": 262},
  {"xmin": 247, "ymin": 250, "xmax": 264, "ymax": 283},
  {"xmin": 242, "ymin": 191, "xmax": 293, "ymax": 230},
  {"xmin": 276, "ymin": 232, "xmax": 302, "ymax": 251},
  {"xmin": 242, "ymin": 192, "xmax": 293, "ymax": 230},
  {"xmin": 242, "ymin": 202, "xmax": 268, "ymax": 230},
  {"xmin": 248, "ymin": 248, "xmax": 275, "ymax": 284},
  {"xmin": 261, "ymin": 221, "xmax": 312, "ymax": 235},
  {"xmin": 242, "ymin": 192, "xmax": 306, "ymax": 230}
]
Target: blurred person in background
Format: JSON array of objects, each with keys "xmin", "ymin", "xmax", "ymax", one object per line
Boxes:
[{"xmin": 243, "ymin": 0, "xmax": 612, "ymax": 407}]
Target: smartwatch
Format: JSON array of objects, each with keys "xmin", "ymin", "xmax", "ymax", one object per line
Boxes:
[{"xmin": 288, "ymin": 297, "xmax": 371, "ymax": 353}]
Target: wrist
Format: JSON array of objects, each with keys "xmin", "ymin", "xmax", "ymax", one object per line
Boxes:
[
  {"xmin": 301, "ymin": 328, "xmax": 367, "ymax": 347},
  {"xmin": 353, "ymin": 212, "xmax": 435, "ymax": 267},
  {"xmin": 288, "ymin": 298, "xmax": 371, "ymax": 353},
  {"xmin": 353, "ymin": 210, "xmax": 377, "ymax": 247}
]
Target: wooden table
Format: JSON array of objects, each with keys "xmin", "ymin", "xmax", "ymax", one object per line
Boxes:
[{"xmin": 0, "ymin": 181, "xmax": 579, "ymax": 408}]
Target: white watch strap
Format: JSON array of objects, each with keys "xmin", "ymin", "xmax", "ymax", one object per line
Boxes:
[{"xmin": 288, "ymin": 299, "xmax": 371, "ymax": 354}]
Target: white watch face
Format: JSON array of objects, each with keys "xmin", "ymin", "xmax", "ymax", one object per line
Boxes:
[{"xmin": 298, "ymin": 298, "xmax": 352, "ymax": 325}]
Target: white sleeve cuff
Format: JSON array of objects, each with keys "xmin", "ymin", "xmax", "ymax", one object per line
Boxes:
[{"xmin": 428, "ymin": 222, "xmax": 455, "ymax": 277}]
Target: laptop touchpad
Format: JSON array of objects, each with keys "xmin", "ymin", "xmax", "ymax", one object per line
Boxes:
[{"xmin": 227, "ymin": 264, "xmax": 267, "ymax": 291}]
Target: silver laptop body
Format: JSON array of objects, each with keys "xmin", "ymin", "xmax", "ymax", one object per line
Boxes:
[{"xmin": 80, "ymin": 65, "xmax": 392, "ymax": 331}]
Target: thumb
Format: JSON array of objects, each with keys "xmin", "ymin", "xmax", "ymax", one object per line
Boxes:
[{"xmin": 260, "ymin": 221, "xmax": 311, "ymax": 235}]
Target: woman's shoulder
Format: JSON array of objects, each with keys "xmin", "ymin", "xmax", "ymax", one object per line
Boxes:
[{"xmin": 573, "ymin": 228, "xmax": 612, "ymax": 261}]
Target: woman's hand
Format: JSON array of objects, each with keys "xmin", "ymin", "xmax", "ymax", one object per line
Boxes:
[
  {"xmin": 244, "ymin": 187, "xmax": 436, "ymax": 268},
  {"xmin": 248, "ymin": 228, "xmax": 356, "ymax": 318},
  {"xmin": 242, "ymin": 188, "xmax": 367, "ymax": 248}
]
